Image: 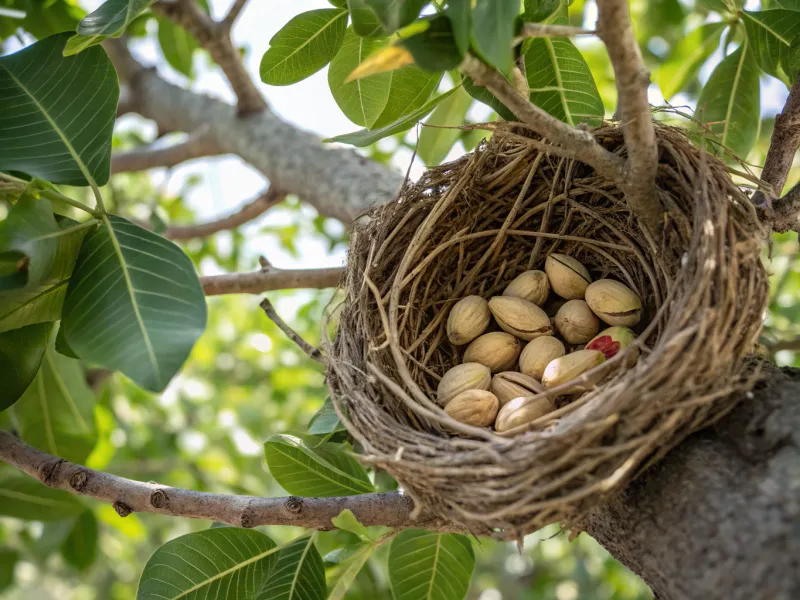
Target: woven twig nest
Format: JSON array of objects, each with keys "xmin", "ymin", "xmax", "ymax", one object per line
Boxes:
[{"xmin": 327, "ymin": 124, "xmax": 769, "ymax": 538}]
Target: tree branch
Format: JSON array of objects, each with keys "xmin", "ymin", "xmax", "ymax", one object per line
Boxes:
[
  {"xmin": 595, "ymin": 0, "xmax": 663, "ymax": 236},
  {"xmin": 201, "ymin": 266, "xmax": 343, "ymax": 296},
  {"xmin": 104, "ymin": 38, "xmax": 404, "ymax": 223},
  {"xmin": 221, "ymin": 0, "xmax": 248, "ymax": 30},
  {"xmin": 460, "ymin": 55, "xmax": 625, "ymax": 183},
  {"xmin": 111, "ymin": 128, "xmax": 221, "ymax": 174},
  {"xmin": 755, "ymin": 73, "xmax": 800, "ymax": 233},
  {"xmin": 260, "ymin": 296, "xmax": 325, "ymax": 363},
  {"xmin": 153, "ymin": 0, "xmax": 266, "ymax": 115},
  {"xmin": 0, "ymin": 430, "xmax": 456, "ymax": 531},
  {"xmin": 515, "ymin": 22, "xmax": 595, "ymax": 43}
]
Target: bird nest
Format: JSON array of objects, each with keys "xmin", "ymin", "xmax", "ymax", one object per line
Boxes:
[{"xmin": 326, "ymin": 123, "xmax": 769, "ymax": 538}]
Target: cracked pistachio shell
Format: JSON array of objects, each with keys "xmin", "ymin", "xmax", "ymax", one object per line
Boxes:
[
  {"xmin": 491, "ymin": 371, "xmax": 546, "ymax": 406},
  {"xmin": 585, "ymin": 279, "xmax": 642, "ymax": 327},
  {"xmin": 437, "ymin": 362, "xmax": 492, "ymax": 406},
  {"xmin": 541, "ymin": 349, "xmax": 605, "ymax": 389},
  {"xmin": 447, "ymin": 296, "xmax": 491, "ymax": 345},
  {"xmin": 503, "ymin": 270, "xmax": 550, "ymax": 305},
  {"xmin": 519, "ymin": 336, "xmax": 566, "ymax": 380},
  {"xmin": 488, "ymin": 296, "xmax": 552, "ymax": 341},
  {"xmin": 555, "ymin": 299, "xmax": 600, "ymax": 344},
  {"xmin": 545, "ymin": 254, "xmax": 592, "ymax": 299},
  {"xmin": 495, "ymin": 394, "xmax": 556, "ymax": 433},
  {"xmin": 586, "ymin": 326, "xmax": 638, "ymax": 359},
  {"xmin": 463, "ymin": 332, "xmax": 522, "ymax": 373},
  {"xmin": 444, "ymin": 389, "xmax": 499, "ymax": 427}
]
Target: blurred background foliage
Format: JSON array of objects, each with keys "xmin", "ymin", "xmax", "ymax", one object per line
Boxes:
[{"xmin": 1, "ymin": 0, "xmax": 798, "ymax": 598}]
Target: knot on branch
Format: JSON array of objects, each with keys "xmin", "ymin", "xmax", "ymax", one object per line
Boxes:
[
  {"xmin": 113, "ymin": 501, "xmax": 133, "ymax": 517},
  {"xmin": 39, "ymin": 459, "xmax": 65, "ymax": 487},
  {"xmin": 150, "ymin": 488, "xmax": 170, "ymax": 509},
  {"xmin": 69, "ymin": 469, "xmax": 89, "ymax": 492},
  {"xmin": 284, "ymin": 496, "xmax": 303, "ymax": 514}
]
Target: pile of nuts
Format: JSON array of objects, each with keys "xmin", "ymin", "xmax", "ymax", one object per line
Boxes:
[{"xmin": 438, "ymin": 254, "xmax": 643, "ymax": 433}]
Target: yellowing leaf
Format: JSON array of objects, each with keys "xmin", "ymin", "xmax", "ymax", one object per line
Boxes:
[{"xmin": 345, "ymin": 45, "xmax": 415, "ymax": 82}]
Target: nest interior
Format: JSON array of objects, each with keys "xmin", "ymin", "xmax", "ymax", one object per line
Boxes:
[{"xmin": 327, "ymin": 124, "xmax": 769, "ymax": 538}]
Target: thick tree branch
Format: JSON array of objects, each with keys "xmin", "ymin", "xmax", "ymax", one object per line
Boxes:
[
  {"xmin": 221, "ymin": 0, "xmax": 248, "ymax": 30},
  {"xmin": 516, "ymin": 22, "xmax": 595, "ymax": 43},
  {"xmin": 104, "ymin": 38, "xmax": 403, "ymax": 223},
  {"xmin": 153, "ymin": 0, "xmax": 266, "ymax": 115},
  {"xmin": 111, "ymin": 128, "xmax": 221, "ymax": 174},
  {"xmin": 460, "ymin": 55, "xmax": 625, "ymax": 183},
  {"xmin": 0, "ymin": 430, "xmax": 455, "ymax": 531},
  {"xmin": 595, "ymin": 0, "xmax": 663, "ymax": 236},
  {"xmin": 201, "ymin": 266, "xmax": 343, "ymax": 296},
  {"xmin": 755, "ymin": 73, "xmax": 800, "ymax": 233}
]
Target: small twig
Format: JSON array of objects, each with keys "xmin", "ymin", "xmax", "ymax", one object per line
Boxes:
[
  {"xmin": 111, "ymin": 128, "xmax": 221, "ymax": 174},
  {"xmin": 202, "ymin": 266, "xmax": 343, "ymax": 296},
  {"xmin": 259, "ymin": 297, "xmax": 326, "ymax": 364},
  {"xmin": 766, "ymin": 336, "xmax": 800, "ymax": 354},
  {"xmin": 515, "ymin": 22, "xmax": 595, "ymax": 44},
  {"xmin": 221, "ymin": 0, "xmax": 248, "ymax": 30}
]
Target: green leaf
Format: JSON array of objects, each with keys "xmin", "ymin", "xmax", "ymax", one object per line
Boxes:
[
  {"xmin": 656, "ymin": 22, "xmax": 726, "ymax": 100},
  {"xmin": 137, "ymin": 528, "xmax": 279, "ymax": 600},
  {"xmin": 0, "ymin": 473, "xmax": 85, "ymax": 521},
  {"xmin": 696, "ymin": 0, "xmax": 740, "ymax": 12},
  {"xmin": 0, "ymin": 198, "xmax": 93, "ymax": 333},
  {"xmin": 324, "ymin": 87, "xmax": 457, "ymax": 146},
  {"xmin": 388, "ymin": 530, "xmax": 475, "ymax": 600},
  {"xmin": 68, "ymin": 0, "xmax": 154, "ymax": 53},
  {"xmin": 264, "ymin": 434, "xmax": 375, "ymax": 496},
  {"xmin": 326, "ymin": 543, "xmax": 375, "ymax": 600},
  {"xmin": 308, "ymin": 398, "xmax": 345, "ymax": 435},
  {"xmin": 17, "ymin": 0, "xmax": 85, "ymax": 40},
  {"xmin": 55, "ymin": 322, "xmax": 79, "ymax": 359},
  {"xmin": 0, "ymin": 548, "xmax": 19, "ymax": 592},
  {"xmin": 742, "ymin": 9, "xmax": 800, "ymax": 84},
  {"xmin": 157, "ymin": 16, "xmax": 199, "ymax": 78},
  {"xmin": 348, "ymin": 0, "xmax": 386, "ymax": 38},
  {"xmin": 771, "ymin": 0, "xmax": 800, "ymax": 8},
  {"xmin": 260, "ymin": 9, "xmax": 349, "ymax": 86},
  {"xmin": 401, "ymin": 15, "xmax": 463, "ymax": 72},
  {"xmin": 418, "ymin": 85, "xmax": 473, "ymax": 165},
  {"xmin": 523, "ymin": 37, "xmax": 604, "ymax": 126},
  {"xmin": 0, "ymin": 33, "xmax": 118, "ymax": 186},
  {"xmin": 471, "ymin": 0, "xmax": 518, "ymax": 74},
  {"xmin": 463, "ymin": 76, "xmax": 517, "ymax": 121},
  {"xmin": 523, "ymin": 0, "xmax": 560, "ymax": 22},
  {"xmin": 0, "ymin": 322, "xmax": 50, "ymax": 411},
  {"xmin": 446, "ymin": 0, "xmax": 470, "ymax": 56},
  {"xmin": 61, "ymin": 216, "xmax": 207, "ymax": 393},
  {"xmin": 329, "ymin": 0, "xmax": 348, "ymax": 6},
  {"xmin": 371, "ymin": 67, "xmax": 443, "ymax": 128},
  {"xmin": 12, "ymin": 345, "xmax": 97, "ymax": 462},
  {"xmin": 365, "ymin": 0, "xmax": 428, "ymax": 33},
  {"xmin": 696, "ymin": 41, "xmax": 761, "ymax": 159},
  {"xmin": 256, "ymin": 535, "xmax": 326, "ymax": 600},
  {"xmin": 61, "ymin": 510, "xmax": 99, "ymax": 572},
  {"xmin": 331, "ymin": 509, "xmax": 373, "ymax": 541},
  {"xmin": 328, "ymin": 28, "xmax": 393, "ymax": 128}
]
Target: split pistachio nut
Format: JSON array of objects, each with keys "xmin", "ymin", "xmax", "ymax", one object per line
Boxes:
[
  {"xmin": 488, "ymin": 296, "xmax": 552, "ymax": 341},
  {"xmin": 495, "ymin": 394, "xmax": 556, "ymax": 433},
  {"xmin": 555, "ymin": 299, "xmax": 599, "ymax": 344},
  {"xmin": 503, "ymin": 270, "xmax": 550, "ymax": 306},
  {"xmin": 444, "ymin": 389, "xmax": 499, "ymax": 427},
  {"xmin": 447, "ymin": 295, "xmax": 491, "ymax": 345},
  {"xmin": 545, "ymin": 254, "xmax": 592, "ymax": 300},
  {"xmin": 463, "ymin": 331, "xmax": 522, "ymax": 373},
  {"xmin": 491, "ymin": 371, "xmax": 545, "ymax": 406},
  {"xmin": 437, "ymin": 362, "xmax": 492, "ymax": 406},
  {"xmin": 541, "ymin": 349, "xmax": 605, "ymax": 389},
  {"xmin": 586, "ymin": 326, "xmax": 637, "ymax": 359},
  {"xmin": 585, "ymin": 279, "xmax": 642, "ymax": 327},
  {"xmin": 519, "ymin": 335, "xmax": 566, "ymax": 380}
]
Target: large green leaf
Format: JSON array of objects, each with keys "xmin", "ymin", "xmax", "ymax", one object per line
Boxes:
[
  {"xmin": 157, "ymin": 16, "xmax": 199, "ymax": 78},
  {"xmin": 523, "ymin": 0, "xmax": 560, "ymax": 22},
  {"xmin": 307, "ymin": 397, "xmax": 345, "ymax": 435},
  {"xmin": 61, "ymin": 510, "xmax": 99, "ymax": 572},
  {"xmin": 0, "ymin": 322, "xmax": 50, "ymax": 411},
  {"xmin": 348, "ymin": 0, "xmax": 386, "ymax": 38},
  {"xmin": 371, "ymin": 67, "xmax": 442, "ymax": 128},
  {"xmin": 657, "ymin": 23, "xmax": 726, "ymax": 100},
  {"xmin": 324, "ymin": 87, "xmax": 457, "ymax": 147},
  {"xmin": 12, "ymin": 346, "xmax": 96, "ymax": 463},
  {"xmin": 462, "ymin": 76, "xmax": 517, "ymax": 121},
  {"xmin": 742, "ymin": 9, "xmax": 800, "ymax": 84},
  {"xmin": 61, "ymin": 216, "xmax": 207, "ymax": 392},
  {"xmin": 523, "ymin": 37, "xmax": 604, "ymax": 126},
  {"xmin": 388, "ymin": 530, "xmax": 475, "ymax": 600},
  {"xmin": 401, "ymin": 15, "xmax": 463, "ymax": 72},
  {"xmin": 13, "ymin": 0, "xmax": 85, "ymax": 40},
  {"xmin": 328, "ymin": 28, "xmax": 393, "ymax": 128},
  {"xmin": 696, "ymin": 42, "xmax": 761, "ymax": 159},
  {"xmin": 0, "ymin": 198, "xmax": 93, "ymax": 333},
  {"xmin": 326, "ymin": 543, "xmax": 375, "ymax": 600},
  {"xmin": 418, "ymin": 85, "xmax": 473, "ymax": 165},
  {"xmin": 364, "ymin": 0, "xmax": 428, "ymax": 33},
  {"xmin": 137, "ymin": 528, "xmax": 279, "ymax": 600},
  {"xmin": 67, "ymin": 0, "xmax": 154, "ymax": 53},
  {"xmin": 471, "ymin": 0, "xmax": 518, "ymax": 74},
  {"xmin": 0, "ymin": 473, "xmax": 85, "ymax": 521},
  {"xmin": 256, "ymin": 536, "xmax": 326, "ymax": 600},
  {"xmin": 446, "ymin": 0, "xmax": 470, "ymax": 56},
  {"xmin": 260, "ymin": 9, "xmax": 349, "ymax": 86},
  {"xmin": 264, "ymin": 434, "xmax": 375, "ymax": 496},
  {"xmin": 0, "ymin": 33, "xmax": 118, "ymax": 186}
]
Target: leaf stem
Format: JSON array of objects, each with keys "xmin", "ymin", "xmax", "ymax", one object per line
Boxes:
[{"xmin": 0, "ymin": 172, "xmax": 102, "ymax": 218}]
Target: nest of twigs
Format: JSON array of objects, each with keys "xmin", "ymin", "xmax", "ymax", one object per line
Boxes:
[{"xmin": 326, "ymin": 123, "xmax": 769, "ymax": 538}]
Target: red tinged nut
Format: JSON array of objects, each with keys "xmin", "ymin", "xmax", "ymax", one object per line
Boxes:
[{"xmin": 586, "ymin": 326, "xmax": 637, "ymax": 359}]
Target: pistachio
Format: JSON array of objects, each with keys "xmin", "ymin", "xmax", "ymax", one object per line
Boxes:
[
  {"xmin": 463, "ymin": 332, "xmax": 522, "ymax": 373},
  {"xmin": 585, "ymin": 279, "xmax": 642, "ymax": 326},
  {"xmin": 436, "ymin": 363, "xmax": 492, "ymax": 406},
  {"xmin": 555, "ymin": 299, "xmax": 599, "ymax": 344},
  {"xmin": 545, "ymin": 253, "xmax": 592, "ymax": 300},
  {"xmin": 495, "ymin": 395, "xmax": 556, "ymax": 432},
  {"xmin": 503, "ymin": 270, "xmax": 550, "ymax": 305},
  {"xmin": 541, "ymin": 349, "xmax": 605, "ymax": 389},
  {"xmin": 447, "ymin": 296, "xmax": 491, "ymax": 345},
  {"xmin": 444, "ymin": 389, "xmax": 499, "ymax": 427},
  {"xmin": 519, "ymin": 336, "xmax": 566, "ymax": 380},
  {"xmin": 586, "ymin": 326, "xmax": 637, "ymax": 359},
  {"xmin": 488, "ymin": 296, "xmax": 552, "ymax": 341},
  {"xmin": 491, "ymin": 371, "xmax": 546, "ymax": 406}
]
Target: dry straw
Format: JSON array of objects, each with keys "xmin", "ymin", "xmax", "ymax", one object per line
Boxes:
[{"xmin": 326, "ymin": 123, "xmax": 769, "ymax": 538}]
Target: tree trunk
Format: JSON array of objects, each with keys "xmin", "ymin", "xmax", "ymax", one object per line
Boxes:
[{"xmin": 582, "ymin": 366, "xmax": 800, "ymax": 600}]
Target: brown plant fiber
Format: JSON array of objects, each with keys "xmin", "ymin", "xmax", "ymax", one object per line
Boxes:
[{"xmin": 326, "ymin": 124, "xmax": 769, "ymax": 538}]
